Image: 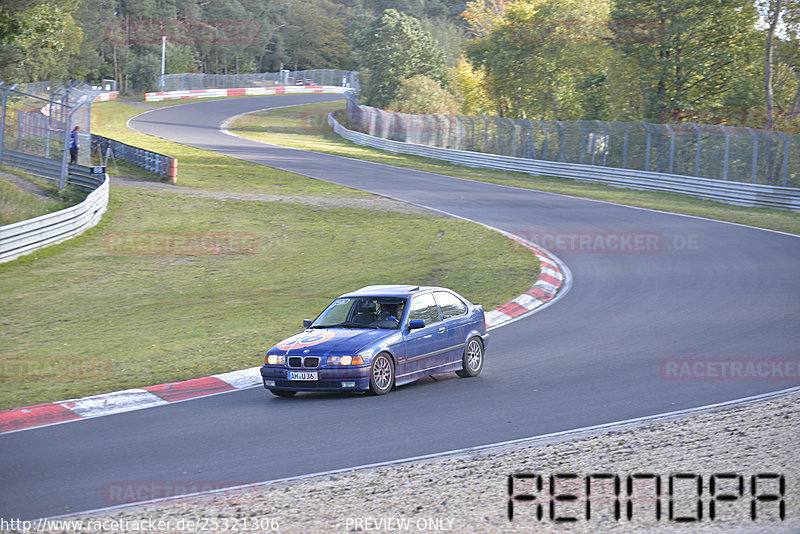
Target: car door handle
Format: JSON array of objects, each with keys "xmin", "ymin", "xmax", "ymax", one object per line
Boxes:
[{"xmin": 438, "ymin": 326, "xmax": 446, "ymax": 333}]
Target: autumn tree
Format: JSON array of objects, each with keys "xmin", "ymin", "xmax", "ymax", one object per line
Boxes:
[
  {"xmin": 281, "ymin": 0, "xmax": 352, "ymax": 71},
  {"xmin": 610, "ymin": 0, "xmax": 762, "ymax": 122},
  {"xmin": 388, "ymin": 74, "xmax": 459, "ymax": 114},
  {"xmin": 354, "ymin": 9, "xmax": 448, "ymax": 108},
  {"xmin": 0, "ymin": 0, "xmax": 83, "ymax": 83},
  {"xmin": 466, "ymin": 0, "xmax": 614, "ymax": 119}
]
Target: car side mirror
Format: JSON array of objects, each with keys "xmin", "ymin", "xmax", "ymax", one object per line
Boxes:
[
  {"xmin": 408, "ymin": 319, "xmax": 425, "ymax": 330},
  {"xmin": 303, "ymin": 319, "xmax": 312, "ymax": 328}
]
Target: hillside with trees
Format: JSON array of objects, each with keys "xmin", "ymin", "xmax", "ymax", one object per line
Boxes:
[{"xmin": 0, "ymin": 0, "xmax": 797, "ymax": 131}]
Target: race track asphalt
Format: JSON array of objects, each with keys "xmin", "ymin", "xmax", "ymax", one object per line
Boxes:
[{"xmin": 1, "ymin": 94, "xmax": 798, "ymax": 520}]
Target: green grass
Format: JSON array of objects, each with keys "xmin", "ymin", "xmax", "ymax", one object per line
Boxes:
[
  {"xmin": 0, "ymin": 168, "xmax": 70, "ymax": 226},
  {"xmin": 230, "ymin": 102, "xmax": 800, "ymax": 235},
  {"xmin": 0, "ymin": 98, "xmax": 539, "ymax": 410},
  {"xmin": 92, "ymin": 99, "xmax": 369, "ymax": 196}
]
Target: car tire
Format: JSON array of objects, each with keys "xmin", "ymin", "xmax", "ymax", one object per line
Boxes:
[
  {"xmin": 456, "ymin": 337, "xmax": 484, "ymax": 378},
  {"xmin": 368, "ymin": 353, "xmax": 394, "ymax": 395},
  {"xmin": 270, "ymin": 389, "xmax": 297, "ymax": 397}
]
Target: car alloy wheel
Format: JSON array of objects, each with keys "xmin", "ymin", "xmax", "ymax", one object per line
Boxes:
[
  {"xmin": 369, "ymin": 353, "xmax": 394, "ymax": 395},
  {"xmin": 456, "ymin": 337, "xmax": 483, "ymax": 377}
]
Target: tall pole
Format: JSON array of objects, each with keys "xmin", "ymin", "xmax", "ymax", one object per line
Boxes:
[{"xmin": 161, "ymin": 35, "xmax": 166, "ymax": 86}]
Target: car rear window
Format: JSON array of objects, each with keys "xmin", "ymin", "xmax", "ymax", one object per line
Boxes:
[{"xmin": 434, "ymin": 291, "xmax": 467, "ymax": 320}]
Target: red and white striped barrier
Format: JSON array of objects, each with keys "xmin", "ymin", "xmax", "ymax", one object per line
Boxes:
[
  {"xmin": 144, "ymin": 85, "xmax": 348, "ymax": 102},
  {"xmin": 93, "ymin": 91, "xmax": 119, "ymax": 102}
]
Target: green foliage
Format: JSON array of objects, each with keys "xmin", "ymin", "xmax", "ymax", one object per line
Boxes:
[
  {"xmin": 453, "ymin": 56, "xmax": 494, "ymax": 115},
  {"xmin": 0, "ymin": 0, "xmax": 83, "ymax": 83},
  {"xmin": 388, "ymin": 75, "xmax": 459, "ymax": 114},
  {"xmin": 611, "ymin": 0, "xmax": 763, "ymax": 122},
  {"xmin": 355, "ymin": 9, "xmax": 448, "ymax": 108},
  {"xmin": 466, "ymin": 0, "xmax": 614, "ymax": 119},
  {"xmin": 281, "ymin": 0, "xmax": 353, "ymax": 71}
]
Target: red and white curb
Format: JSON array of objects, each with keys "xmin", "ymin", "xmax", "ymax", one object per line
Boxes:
[
  {"xmin": 0, "ymin": 369, "xmax": 262, "ymax": 433},
  {"xmin": 485, "ymin": 235, "xmax": 565, "ymax": 328},
  {"xmin": 0, "ymin": 240, "xmax": 564, "ymax": 434}
]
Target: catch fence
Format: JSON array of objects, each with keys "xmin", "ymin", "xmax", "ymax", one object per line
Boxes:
[
  {"xmin": 345, "ymin": 95, "xmax": 799, "ymax": 188},
  {"xmin": 158, "ymin": 70, "xmax": 359, "ymax": 92}
]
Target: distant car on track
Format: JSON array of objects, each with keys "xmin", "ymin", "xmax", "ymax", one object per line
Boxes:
[{"xmin": 261, "ymin": 285, "xmax": 488, "ymax": 396}]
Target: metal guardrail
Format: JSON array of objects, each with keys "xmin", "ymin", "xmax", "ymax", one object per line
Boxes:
[
  {"xmin": 2, "ymin": 150, "xmax": 105, "ymax": 190},
  {"xmin": 91, "ymin": 134, "xmax": 176, "ymax": 180},
  {"xmin": 329, "ymin": 112, "xmax": 800, "ymax": 212},
  {"xmin": 0, "ymin": 159, "xmax": 109, "ymax": 263}
]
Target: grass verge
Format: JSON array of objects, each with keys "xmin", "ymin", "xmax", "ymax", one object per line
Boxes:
[
  {"xmin": 0, "ymin": 168, "xmax": 71, "ymax": 226},
  {"xmin": 92, "ymin": 99, "xmax": 369, "ymax": 196},
  {"xmin": 230, "ymin": 102, "xmax": 800, "ymax": 235},
  {"xmin": 0, "ymin": 98, "xmax": 539, "ymax": 410}
]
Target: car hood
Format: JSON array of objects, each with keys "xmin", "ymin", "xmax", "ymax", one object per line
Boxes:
[{"xmin": 268, "ymin": 328, "xmax": 396, "ymax": 356}]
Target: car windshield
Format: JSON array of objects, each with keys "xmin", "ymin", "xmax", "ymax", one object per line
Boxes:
[{"xmin": 311, "ymin": 297, "xmax": 406, "ymax": 330}]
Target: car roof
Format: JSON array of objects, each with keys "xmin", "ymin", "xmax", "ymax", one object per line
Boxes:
[{"xmin": 341, "ymin": 285, "xmax": 446, "ymax": 298}]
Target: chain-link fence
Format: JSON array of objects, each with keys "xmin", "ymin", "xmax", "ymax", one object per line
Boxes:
[
  {"xmin": 345, "ymin": 94, "xmax": 800, "ymax": 188},
  {"xmin": 158, "ymin": 69, "xmax": 360, "ymax": 92},
  {"xmin": 1, "ymin": 81, "xmax": 100, "ymax": 188}
]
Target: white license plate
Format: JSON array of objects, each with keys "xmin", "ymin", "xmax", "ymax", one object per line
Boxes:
[{"xmin": 288, "ymin": 371, "xmax": 318, "ymax": 381}]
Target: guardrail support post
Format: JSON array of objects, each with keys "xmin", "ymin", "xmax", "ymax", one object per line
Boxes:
[
  {"xmin": 0, "ymin": 84, "xmax": 17, "ymax": 166},
  {"xmin": 619, "ymin": 122, "xmax": 628, "ymax": 169},
  {"xmin": 664, "ymin": 124, "xmax": 675, "ymax": 175},
  {"xmin": 776, "ymin": 132, "xmax": 789, "ymax": 187},
  {"xmin": 721, "ymin": 126, "xmax": 731, "ymax": 181},
  {"xmin": 746, "ymin": 127, "xmax": 758, "ymax": 184}
]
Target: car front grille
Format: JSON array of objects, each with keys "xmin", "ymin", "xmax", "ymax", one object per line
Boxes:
[{"xmin": 287, "ymin": 356, "xmax": 320, "ymax": 368}]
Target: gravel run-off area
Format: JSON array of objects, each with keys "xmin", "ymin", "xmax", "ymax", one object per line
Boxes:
[{"xmin": 47, "ymin": 388, "xmax": 799, "ymax": 534}]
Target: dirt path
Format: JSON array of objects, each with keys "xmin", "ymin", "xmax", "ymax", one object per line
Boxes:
[{"xmin": 0, "ymin": 170, "xmax": 56, "ymax": 202}]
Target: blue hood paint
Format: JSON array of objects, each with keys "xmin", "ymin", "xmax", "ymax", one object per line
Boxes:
[{"xmin": 269, "ymin": 328, "xmax": 400, "ymax": 357}]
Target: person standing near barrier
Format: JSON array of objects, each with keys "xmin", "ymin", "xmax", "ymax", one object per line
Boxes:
[{"xmin": 69, "ymin": 126, "xmax": 80, "ymax": 165}]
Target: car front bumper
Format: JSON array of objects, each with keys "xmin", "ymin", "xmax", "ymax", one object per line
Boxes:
[{"xmin": 260, "ymin": 365, "xmax": 371, "ymax": 392}]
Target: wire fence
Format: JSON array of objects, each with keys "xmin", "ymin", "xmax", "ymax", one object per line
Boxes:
[
  {"xmin": 1, "ymin": 81, "xmax": 100, "ymax": 189},
  {"xmin": 344, "ymin": 94, "xmax": 800, "ymax": 188},
  {"xmin": 158, "ymin": 69, "xmax": 360, "ymax": 92}
]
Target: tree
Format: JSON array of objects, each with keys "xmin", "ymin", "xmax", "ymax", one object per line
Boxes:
[
  {"xmin": 758, "ymin": 0, "xmax": 800, "ymax": 130},
  {"xmin": 610, "ymin": 0, "xmax": 762, "ymax": 122},
  {"xmin": 453, "ymin": 56, "xmax": 494, "ymax": 115},
  {"xmin": 460, "ymin": 0, "xmax": 510, "ymax": 37},
  {"xmin": 282, "ymin": 0, "xmax": 351, "ymax": 71},
  {"xmin": 466, "ymin": 0, "xmax": 614, "ymax": 120},
  {"xmin": 0, "ymin": 0, "xmax": 83, "ymax": 83},
  {"xmin": 388, "ymin": 74, "xmax": 459, "ymax": 114},
  {"xmin": 355, "ymin": 9, "xmax": 448, "ymax": 108}
]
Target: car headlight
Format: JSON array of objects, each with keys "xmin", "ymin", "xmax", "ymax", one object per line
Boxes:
[
  {"xmin": 266, "ymin": 354, "xmax": 285, "ymax": 365},
  {"xmin": 327, "ymin": 355, "xmax": 365, "ymax": 366}
]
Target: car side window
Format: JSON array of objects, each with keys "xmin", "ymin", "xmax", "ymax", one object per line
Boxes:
[
  {"xmin": 407, "ymin": 293, "xmax": 441, "ymax": 325},
  {"xmin": 434, "ymin": 291, "xmax": 467, "ymax": 320}
]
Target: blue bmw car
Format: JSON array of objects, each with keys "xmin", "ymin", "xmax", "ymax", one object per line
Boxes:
[{"xmin": 261, "ymin": 285, "xmax": 489, "ymax": 396}]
